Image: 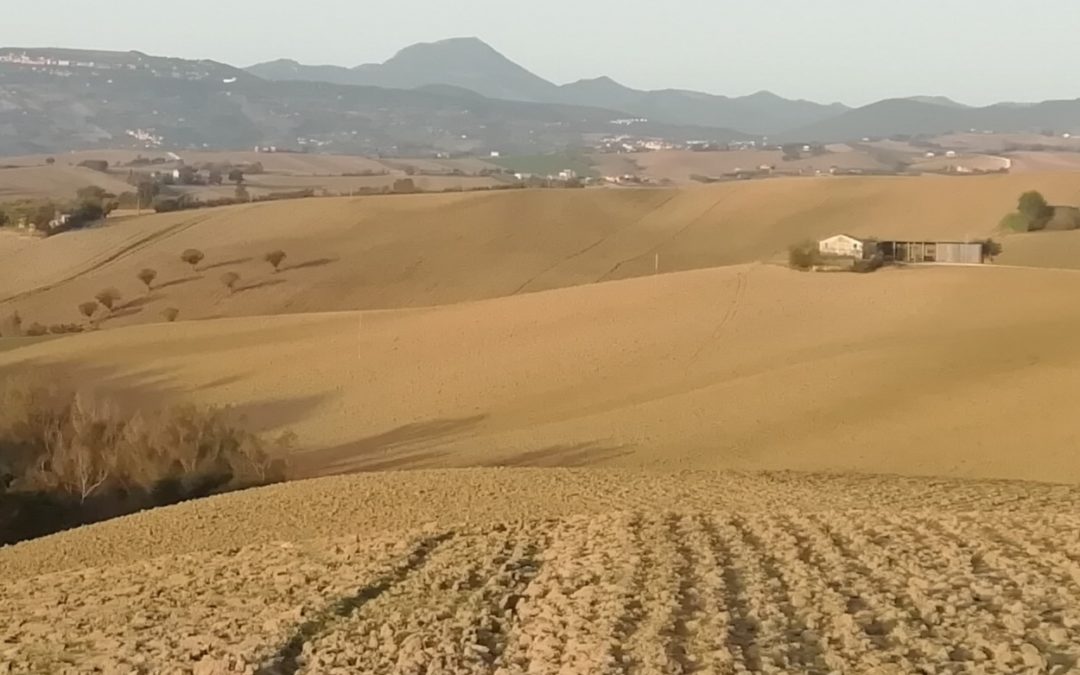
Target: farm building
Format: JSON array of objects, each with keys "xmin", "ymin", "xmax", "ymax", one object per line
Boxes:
[
  {"xmin": 818, "ymin": 234, "xmax": 877, "ymax": 259},
  {"xmin": 818, "ymin": 235, "xmax": 987, "ymax": 264},
  {"xmin": 878, "ymin": 240, "xmax": 985, "ymax": 264}
]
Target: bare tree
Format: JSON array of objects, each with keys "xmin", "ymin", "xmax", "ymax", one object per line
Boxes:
[
  {"xmin": 264, "ymin": 250, "xmax": 287, "ymax": 272},
  {"xmin": 137, "ymin": 268, "xmax": 157, "ymax": 292},
  {"xmin": 221, "ymin": 272, "xmax": 240, "ymax": 294}
]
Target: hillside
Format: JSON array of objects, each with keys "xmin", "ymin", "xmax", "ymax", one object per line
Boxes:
[
  {"xmin": 0, "ymin": 47, "xmax": 745, "ymax": 156},
  {"xmin": 2, "ymin": 487, "xmax": 1078, "ymax": 672},
  {"xmin": 4, "ymin": 261, "xmax": 1080, "ymax": 484},
  {"xmin": 786, "ymin": 97, "xmax": 1080, "ymax": 142}
]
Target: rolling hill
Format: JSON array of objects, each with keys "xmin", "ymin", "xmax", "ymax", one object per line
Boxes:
[
  {"xmin": 785, "ymin": 97, "xmax": 1080, "ymax": 142},
  {"xmin": 4, "ymin": 173, "xmax": 1079, "ymax": 332}
]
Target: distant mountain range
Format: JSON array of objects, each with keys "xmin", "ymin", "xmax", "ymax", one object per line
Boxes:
[
  {"xmin": 1, "ymin": 38, "xmax": 1078, "ymax": 156},
  {"xmin": 247, "ymin": 38, "xmax": 849, "ymax": 135}
]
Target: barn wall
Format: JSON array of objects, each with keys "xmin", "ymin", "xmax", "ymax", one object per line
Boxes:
[{"xmin": 936, "ymin": 243, "xmax": 983, "ymax": 264}]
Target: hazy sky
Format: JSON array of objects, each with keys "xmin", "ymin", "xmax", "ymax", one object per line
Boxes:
[{"xmin": 6, "ymin": 0, "xmax": 1080, "ymax": 106}]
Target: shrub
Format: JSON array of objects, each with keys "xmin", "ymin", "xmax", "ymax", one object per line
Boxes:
[
  {"xmin": 981, "ymin": 239, "xmax": 1004, "ymax": 261},
  {"xmin": 95, "ymin": 288, "xmax": 122, "ymax": 312},
  {"xmin": 161, "ymin": 307, "xmax": 180, "ymax": 322},
  {"xmin": 788, "ymin": 241, "xmax": 822, "ymax": 270},
  {"xmin": 181, "ymin": 249, "xmax": 205, "ymax": 271},
  {"xmin": 0, "ymin": 381, "xmax": 291, "ymax": 543},
  {"xmin": 1018, "ymin": 191, "xmax": 1053, "ymax": 226},
  {"xmin": 264, "ymin": 249, "xmax": 287, "ymax": 272},
  {"xmin": 851, "ymin": 256, "xmax": 885, "ymax": 274},
  {"xmin": 25, "ymin": 322, "xmax": 48, "ymax": 337},
  {"xmin": 221, "ymin": 272, "xmax": 240, "ymax": 294},
  {"xmin": 137, "ymin": 268, "xmax": 157, "ymax": 291},
  {"xmin": 1001, "ymin": 212, "xmax": 1032, "ymax": 232}
]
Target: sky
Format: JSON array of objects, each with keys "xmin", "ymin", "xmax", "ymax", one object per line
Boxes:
[{"xmin": 5, "ymin": 0, "xmax": 1080, "ymax": 106}]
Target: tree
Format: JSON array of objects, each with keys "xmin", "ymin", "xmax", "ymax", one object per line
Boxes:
[
  {"xmin": 228, "ymin": 168, "xmax": 245, "ymax": 184},
  {"xmin": 76, "ymin": 185, "xmax": 109, "ymax": 203},
  {"xmin": 392, "ymin": 178, "xmax": 417, "ymax": 194},
  {"xmin": 235, "ymin": 184, "xmax": 250, "ymax": 202},
  {"xmin": 208, "ymin": 169, "xmax": 223, "ymax": 186},
  {"xmin": 180, "ymin": 249, "xmax": 205, "ymax": 271},
  {"xmin": 95, "ymin": 288, "xmax": 122, "ymax": 312},
  {"xmin": 45, "ymin": 157, "xmax": 55, "ymax": 166},
  {"xmin": 136, "ymin": 180, "xmax": 160, "ymax": 208},
  {"xmin": 161, "ymin": 307, "xmax": 179, "ymax": 322},
  {"xmin": 0, "ymin": 210, "xmax": 8, "ymax": 228},
  {"xmin": 1018, "ymin": 191, "xmax": 1053, "ymax": 228},
  {"xmin": 137, "ymin": 268, "xmax": 157, "ymax": 292},
  {"xmin": 221, "ymin": 272, "xmax": 240, "ymax": 294},
  {"xmin": 264, "ymin": 250, "xmax": 287, "ymax": 272},
  {"xmin": 78, "ymin": 301, "xmax": 98, "ymax": 322},
  {"xmin": 981, "ymin": 239, "xmax": 1003, "ymax": 262}
]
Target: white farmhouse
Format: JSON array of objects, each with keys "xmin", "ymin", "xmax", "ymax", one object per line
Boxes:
[{"xmin": 819, "ymin": 234, "xmax": 874, "ymax": 259}]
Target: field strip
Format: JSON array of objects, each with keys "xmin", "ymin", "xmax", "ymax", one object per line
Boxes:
[
  {"xmin": 296, "ymin": 524, "xmax": 543, "ymax": 673},
  {"xmin": 255, "ymin": 531, "xmax": 454, "ymax": 674}
]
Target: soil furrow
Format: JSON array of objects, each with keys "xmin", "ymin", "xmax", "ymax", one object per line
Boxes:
[{"xmin": 255, "ymin": 531, "xmax": 454, "ymax": 675}]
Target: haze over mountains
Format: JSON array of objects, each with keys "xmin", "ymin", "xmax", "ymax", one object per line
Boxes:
[{"xmin": 1, "ymin": 37, "xmax": 1079, "ymax": 155}]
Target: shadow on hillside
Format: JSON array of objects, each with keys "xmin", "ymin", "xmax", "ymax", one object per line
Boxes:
[
  {"xmin": 235, "ymin": 278, "xmax": 287, "ymax": 294},
  {"xmin": 154, "ymin": 275, "xmax": 202, "ymax": 290},
  {"xmin": 101, "ymin": 306, "xmax": 144, "ymax": 322},
  {"xmin": 201, "ymin": 257, "xmax": 253, "ymax": 271},
  {"xmin": 117, "ymin": 293, "xmax": 161, "ymax": 311},
  {"xmin": 483, "ymin": 441, "xmax": 633, "ymax": 468},
  {"xmin": 296, "ymin": 414, "xmax": 488, "ymax": 477},
  {"xmin": 281, "ymin": 257, "xmax": 339, "ymax": 272}
]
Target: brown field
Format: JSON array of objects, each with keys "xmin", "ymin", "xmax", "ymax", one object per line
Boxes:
[
  {"xmin": 5, "ymin": 173, "xmax": 1079, "ymax": 331},
  {"xmin": 0, "ymin": 165, "xmax": 135, "ymax": 201},
  {"xmin": 591, "ymin": 149, "xmax": 892, "ymax": 184},
  {"xmin": 1007, "ymin": 151, "xmax": 1080, "ymax": 173},
  {"xmin": 2, "ymin": 471, "xmax": 1079, "ymax": 672},
  {"xmin": 935, "ymin": 132, "xmax": 1080, "ymax": 153},
  {"xmin": 4, "ymin": 173, "xmax": 1080, "ymax": 673}
]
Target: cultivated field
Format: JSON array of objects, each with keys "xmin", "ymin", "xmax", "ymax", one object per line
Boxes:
[
  {"xmin": 2, "ymin": 470, "xmax": 1079, "ymax": 673},
  {"xmin": 4, "ymin": 173, "xmax": 1079, "ymax": 331},
  {"xmin": 4, "ymin": 262, "xmax": 1080, "ymax": 485},
  {"xmin": 591, "ymin": 149, "xmax": 892, "ymax": 184},
  {"xmin": 4, "ymin": 173, "xmax": 1080, "ymax": 673}
]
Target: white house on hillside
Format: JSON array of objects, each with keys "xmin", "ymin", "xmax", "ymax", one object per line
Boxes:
[{"xmin": 819, "ymin": 234, "xmax": 874, "ymax": 259}]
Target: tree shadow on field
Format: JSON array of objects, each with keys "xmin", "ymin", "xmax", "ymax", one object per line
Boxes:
[
  {"xmin": 154, "ymin": 275, "xmax": 202, "ymax": 291},
  {"xmin": 483, "ymin": 441, "xmax": 633, "ymax": 468},
  {"xmin": 235, "ymin": 278, "xmax": 287, "ymax": 294},
  {"xmin": 281, "ymin": 257, "xmax": 338, "ymax": 272},
  {"xmin": 101, "ymin": 306, "xmax": 144, "ymax": 322},
  {"xmin": 296, "ymin": 414, "xmax": 488, "ymax": 478},
  {"xmin": 201, "ymin": 257, "xmax": 253, "ymax": 271},
  {"xmin": 117, "ymin": 293, "xmax": 161, "ymax": 311}
]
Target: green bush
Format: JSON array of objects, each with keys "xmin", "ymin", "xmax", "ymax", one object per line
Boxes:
[{"xmin": 1001, "ymin": 212, "xmax": 1032, "ymax": 232}]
